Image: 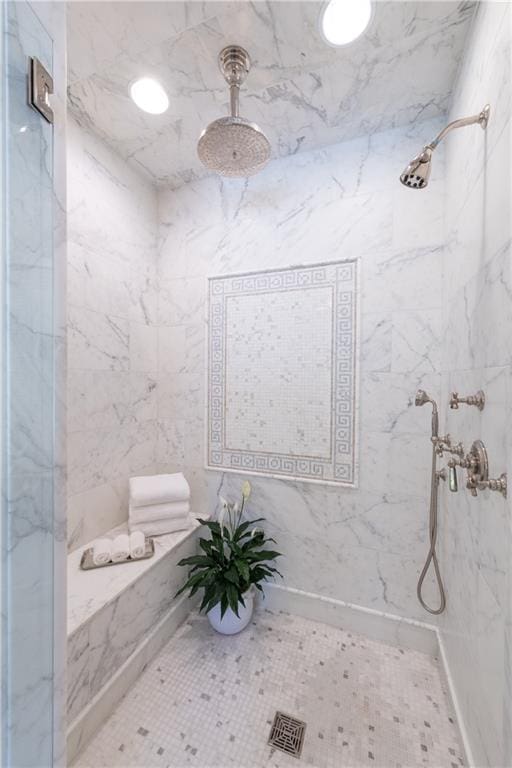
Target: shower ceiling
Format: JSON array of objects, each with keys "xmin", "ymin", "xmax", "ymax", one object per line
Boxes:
[{"xmin": 67, "ymin": 0, "xmax": 476, "ymax": 188}]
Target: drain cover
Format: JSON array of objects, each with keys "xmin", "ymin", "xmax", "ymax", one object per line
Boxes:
[{"xmin": 268, "ymin": 711, "xmax": 306, "ymax": 758}]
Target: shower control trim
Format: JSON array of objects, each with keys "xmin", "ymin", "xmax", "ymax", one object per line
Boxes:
[
  {"xmin": 478, "ymin": 473, "xmax": 508, "ymax": 497},
  {"xmin": 442, "ymin": 438, "xmax": 507, "ymax": 499},
  {"xmin": 449, "ymin": 390, "xmax": 485, "ymax": 411},
  {"xmin": 432, "ymin": 434, "xmax": 464, "ymax": 457}
]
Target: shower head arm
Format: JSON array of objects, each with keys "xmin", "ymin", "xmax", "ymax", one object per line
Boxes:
[
  {"xmin": 230, "ymin": 83, "xmax": 240, "ymax": 118},
  {"xmin": 428, "ymin": 104, "xmax": 490, "ymax": 150}
]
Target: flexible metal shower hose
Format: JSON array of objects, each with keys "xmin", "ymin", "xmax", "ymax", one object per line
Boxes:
[{"xmin": 416, "ymin": 445, "xmax": 446, "ymax": 614}]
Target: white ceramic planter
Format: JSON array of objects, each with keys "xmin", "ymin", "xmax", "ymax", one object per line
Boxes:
[{"xmin": 207, "ymin": 589, "xmax": 254, "ymax": 635}]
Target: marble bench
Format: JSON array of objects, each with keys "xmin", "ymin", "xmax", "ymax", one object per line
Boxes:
[{"xmin": 67, "ymin": 521, "xmax": 200, "ymax": 762}]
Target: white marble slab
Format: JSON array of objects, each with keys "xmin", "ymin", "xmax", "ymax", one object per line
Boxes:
[
  {"xmin": 67, "ymin": 520, "xmax": 200, "ymax": 636},
  {"xmin": 67, "ymin": 117, "xmax": 160, "ymax": 550},
  {"xmin": 67, "ymin": 520, "xmax": 201, "ymax": 724},
  {"xmin": 437, "ymin": 3, "xmax": 512, "ymax": 766},
  {"xmin": 155, "ymin": 117, "xmax": 446, "ymax": 626}
]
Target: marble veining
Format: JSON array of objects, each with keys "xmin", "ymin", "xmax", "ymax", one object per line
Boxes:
[
  {"xmin": 67, "ymin": 521, "xmax": 199, "ymax": 635},
  {"xmin": 67, "ymin": 117, "xmax": 160, "ymax": 550},
  {"xmin": 155, "ymin": 116, "xmax": 446, "ymax": 624},
  {"xmin": 66, "ymin": 1, "xmax": 476, "ymax": 187},
  {"xmin": 67, "ymin": 522, "xmax": 200, "ymax": 724},
  {"xmin": 436, "ymin": 3, "xmax": 512, "ymax": 766},
  {"xmin": 61, "ymin": 6, "xmax": 510, "ymax": 764}
]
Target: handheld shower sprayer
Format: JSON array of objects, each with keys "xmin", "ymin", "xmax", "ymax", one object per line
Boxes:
[
  {"xmin": 414, "ymin": 389, "xmax": 446, "ymax": 615},
  {"xmin": 415, "ymin": 389, "xmax": 439, "ymax": 439},
  {"xmin": 400, "ymin": 104, "xmax": 490, "ymax": 189}
]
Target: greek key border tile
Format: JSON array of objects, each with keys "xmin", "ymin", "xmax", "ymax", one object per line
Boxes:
[{"xmin": 207, "ymin": 260, "xmax": 359, "ymax": 487}]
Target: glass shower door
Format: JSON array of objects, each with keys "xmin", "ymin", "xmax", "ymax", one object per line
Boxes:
[{"xmin": 1, "ymin": 2, "xmax": 57, "ymax": 765}]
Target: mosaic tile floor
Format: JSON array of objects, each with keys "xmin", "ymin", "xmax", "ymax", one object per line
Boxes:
[{"xmin": 74, "ymin": 610, "xmax": 465, "ymax": 768}]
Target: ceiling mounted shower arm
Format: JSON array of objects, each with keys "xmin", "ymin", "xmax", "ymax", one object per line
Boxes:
[
  {"xmin": 219, "ymin": 45, "xmax": 249, "ymax": 120},
  {"xmin": 198, "ymin": 44, "xmax": 270, "ymax": 178},
  {"xmin": 428, "ymin": 104, "xmax": 490, "ymax": 150},
  {"xmin": 230, "ymin": 84, "xmax": 240, "ymax": 118}
]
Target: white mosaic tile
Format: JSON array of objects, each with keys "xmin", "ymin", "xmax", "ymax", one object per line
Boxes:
[
  {"xmin": 207, "ymin": 261, "xmax": 359, "ymax": 487},
  {"xmin": 74, "ymin": 611, "xmax": 464, "ymax": 768}
]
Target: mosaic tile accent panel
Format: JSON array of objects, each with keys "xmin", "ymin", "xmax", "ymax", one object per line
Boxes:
[
  {"xmin": 74, "ymin": 610, "xmax": 465, "ymax": 768},
  {"xmin": 207, "ymin": 261, "xmax": 359, "ymax": 486}
]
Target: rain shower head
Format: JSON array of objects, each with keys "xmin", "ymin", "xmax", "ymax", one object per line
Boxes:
[
  {"xmin": 198, "ymin": 45, "xmax": 271, "ymax": 178},
  {"xmin": 400, "ymin": 104, "xmax": 490, "ymax": 190}
]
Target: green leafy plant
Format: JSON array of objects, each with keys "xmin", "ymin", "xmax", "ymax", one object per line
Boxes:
[{"xmin": 176, "ymin": 481, "xmax": 282, "ymax": 619}]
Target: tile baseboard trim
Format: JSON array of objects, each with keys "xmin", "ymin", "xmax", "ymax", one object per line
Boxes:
[
  {"xmin": 260, "ymin": 583, "xmax": 438, "ymax": 654},
  {"xmin": 436, "ymin": 629, "xmax": 475, "ymax": 768},
  {"xmin": 68, "ymin": 583, "xmax": 473, "ymax": 768},
  {"xmin": 67, "ymin": 594, "xmax": 196, "ymax": 765},
  {"xmin": 260, "ymin": 584, "xmax": 472, "ymax": 767}
]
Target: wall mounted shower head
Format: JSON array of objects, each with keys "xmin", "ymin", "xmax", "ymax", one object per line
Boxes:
[
  {"xmin": 400, "ymin": 104, "xmax": 490, "ymax": 190},
  {"xmin": 400, "ymin": 147, "xmax": 433, "ymax": 189},
  {"xmin": 197, "ymin": 45, "xmax": 271, "ymax": 178}
]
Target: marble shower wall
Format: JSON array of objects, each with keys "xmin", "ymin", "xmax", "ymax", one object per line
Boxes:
[
  {"xmin": 156, "ymin": 117, "xmax": 447, "ymax": 622},
  {"xmin": 66, "ymin": 118, "xmax": 160, "ymax": 550},
  {"xmin": 438, "ymin": 2, "xmax": 512, "ymax": 766}
]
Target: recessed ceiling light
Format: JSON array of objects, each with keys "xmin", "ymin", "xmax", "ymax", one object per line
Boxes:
[
  {"xmin": 130, "ymin": 77, "xmax": 169, "ymax": 115},
  {"xmin": 320, "ymin": 0, "xmax": 373, "ymax": 47}
]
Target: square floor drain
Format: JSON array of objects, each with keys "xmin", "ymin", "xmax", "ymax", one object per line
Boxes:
[{"xmin": 268, "ymin": 711, "xmax": 306, "ymax": 758}]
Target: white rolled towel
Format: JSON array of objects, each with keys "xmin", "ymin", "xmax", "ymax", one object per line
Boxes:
[
  {"xmin": 92, "ymin": 538, "xmax": 112, "ymax": 566},
  {"xmin": 129, "ymin": 516, "xmax": 191, "ymax": 537},
  {"xmin": 129, "ymin": 500, "xmax": 190, "ymax": 525},
  {"xmin": 111, "ymin": 533, "xmax": 130, "ymax": 562},
  {"xmin": 129, "ymin": 472, "xmax": 190, "ymax": 508},
  {"xmin": 129, "ymin": 530, "xmax": 146, "ymax": 560}
]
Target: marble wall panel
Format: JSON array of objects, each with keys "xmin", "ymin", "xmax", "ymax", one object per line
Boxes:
[
  {"xmin": 437, "ymin": 3, "xmax": 512, "ymax": 766},
  {"xmin": 67, "ymin": 118, "xmax": 159, "ymax": 549},
  {"xmin": 155, "ymin": 117, "xmax": 447, "ymax": 623}
]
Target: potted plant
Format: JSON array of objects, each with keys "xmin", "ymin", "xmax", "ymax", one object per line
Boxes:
[{"xmin": 176, "ymin": 481, "xmax": 282, "ymax": 635}]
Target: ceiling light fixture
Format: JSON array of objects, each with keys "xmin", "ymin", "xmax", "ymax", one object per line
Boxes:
[
  {"xmin": 320, "ymin": 0, "xmax": 373, "ymax": 47},
  {"xmin": 130, "ymin": 77, "xmax": 169, "ymax": 115}
]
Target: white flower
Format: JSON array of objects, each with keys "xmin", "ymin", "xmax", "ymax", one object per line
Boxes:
[
  {"xmin": 219, "ymin": 495, "xmax": 228, "ymax": 509},
  {"xmin": 251, "ymin": 527, "xmax": 262, "ymax": 539},
  {"xmin": 218, "ymin": 505, "xmax": 227, "ymax": 533},
  {"xmin": 242, "ymin": 480, "xmax": 252, "ymax": 499},
  {"xmin": 233, "ymin": 502, "xmax": 239, "ymax": 514}
]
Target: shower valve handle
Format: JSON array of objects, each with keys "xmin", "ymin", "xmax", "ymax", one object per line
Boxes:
[
  {"xmin": 432, "ymin": 434, "xmax": 464, "ymax": 457},
  {"xmin": 447, "ymin": 462, "xmax": 458, "ymax": 492},
  {"xmin": 449, "ymin": 390, "xmax": 485, "ymax": 411},
  {"xmin": 477, "ymin": 473, "xmax": 508, "ymax": 498}
]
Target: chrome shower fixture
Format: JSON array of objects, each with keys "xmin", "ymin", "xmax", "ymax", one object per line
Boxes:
[
  {"xmin": 400, "ymin": 104, "xmax": 490, "ymax": 189},
  {"xmin": 414, "ymin": 389, "xmax": 435, "ymax": 409},
  {"xmin": 449, "ymin": 390, "xmax": 485, "ymax": 411},
  {"xmin": 414, "ymin": 389, "xmax": 439, "ymax": 436},
  {"xmin": 436, "ymin": 436, "xmax": 507, "ymax": 499},
  {"xmin": 197, "ymin": 45, "xmax": 271, "ymax": 178}
]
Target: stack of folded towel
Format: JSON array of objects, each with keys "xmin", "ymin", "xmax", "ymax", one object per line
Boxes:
[{"xmin": 129, "ymin": 472, "xmax": 191, "ymax": 537}]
